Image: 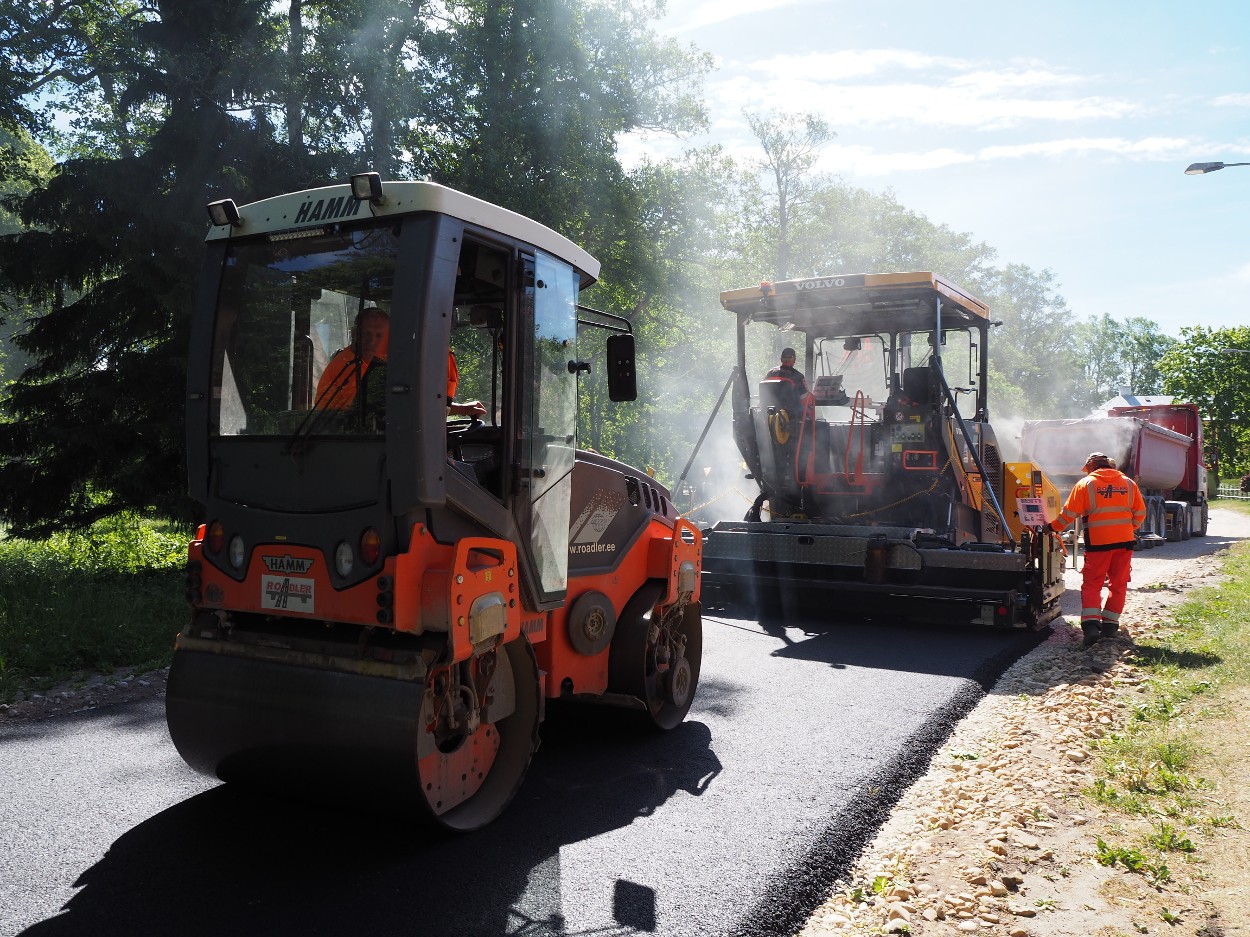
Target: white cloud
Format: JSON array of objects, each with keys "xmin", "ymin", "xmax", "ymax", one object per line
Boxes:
[
  {"xmin": 947, "ymin": 66, "xmax": 1088, "ymax": 93},
  {"xmin": 710, "ymin": 74, "xmax": 1138, "ymax": 130},
  {"xmin": 704, "ymin": 51, "xmax": 1140, "ymax": 130},
  {"xmin": 1212, "ymin": 93, "xmax": 1250, "ymax": 107},
  {"xmin": 977, "ymin": 136, "xmax": 1192, "ymax": 161},
  {"xmin": 746, "ymin": 49, "xmax": 969, "ymax": 79},
  {"xmin": 819, "ymin": 143, "xmax": 972, "ymax": 175}
]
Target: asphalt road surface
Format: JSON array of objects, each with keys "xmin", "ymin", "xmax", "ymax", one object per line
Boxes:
[{"xmin": 4, "ymin": 582, "xmax": 1076, "ymax": 937}]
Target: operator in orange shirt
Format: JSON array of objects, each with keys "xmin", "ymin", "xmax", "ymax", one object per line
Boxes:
[
  {"xmin": 446, "ymin": 349, "xmax": 487, "ymax": 418},
  {"xmin": 1048, "ymin": 451, "xmax": 1147, "ymax": 647},
  {"xmin": 316, "ymin": 305, "xmax": 486, "ymax": 422},
  {"xmin": 315, "ymin": 306, "xmax": 389, "ymax": 409}
]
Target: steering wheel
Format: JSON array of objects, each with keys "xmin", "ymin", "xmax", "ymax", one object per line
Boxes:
[{"xmin": 447, "ymin": 417, "xmax": 485, "ymax": 433}]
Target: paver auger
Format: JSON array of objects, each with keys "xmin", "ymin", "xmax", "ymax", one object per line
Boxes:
[
  {"xmin": 169, "ymin": 175, "xmax": 702, "ymax": 829},
  {"xmin": 694, "ymin": 272, "xmax": 1065, "ymax": 628}
]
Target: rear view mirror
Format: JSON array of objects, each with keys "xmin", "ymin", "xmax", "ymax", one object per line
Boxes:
[{"xmin": 606, "ymin": 333, "xmax": 637, "ymax": 401}]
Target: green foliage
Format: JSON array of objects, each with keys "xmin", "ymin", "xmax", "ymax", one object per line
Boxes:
[
  {"xmin": 1073, "ymin": 313, "xmax": 1176, "ymax": 410},
  {"xmin": 742, "ymin": 109, "xmax": 833, "ymax": 280},
  {"xmin": 0, "ymin": 0, "xmax": 714, "ymax": 532},
  {"xmin": 1158, "ymin": 325, "xmax": 1250, "ymax": 479},
  {"xmin": 0, "ymin": 511, "xmax": 187, "ymax": 576},
  {"xmin": 979, "ymin": 264, "xmax": 1086, "ymax": 419},
  {"xmin": 0, "ymin": 513, "xmax": 189, "ymax": 700}
]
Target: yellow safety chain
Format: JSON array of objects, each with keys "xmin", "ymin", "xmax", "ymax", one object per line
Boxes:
[{"xmin": 681, "ymin": 485, "xmax": 761, "ymax": 518}]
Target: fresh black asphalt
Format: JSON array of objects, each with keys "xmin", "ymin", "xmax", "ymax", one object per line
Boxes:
[{"xmin": 0, "ymin": 610, "xmax": 1045, "ymax": 937}]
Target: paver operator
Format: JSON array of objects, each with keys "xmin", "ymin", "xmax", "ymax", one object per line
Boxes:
[{"xmin": 1048, "ymin": 451, "xmax": 1147, "ymax": 647}]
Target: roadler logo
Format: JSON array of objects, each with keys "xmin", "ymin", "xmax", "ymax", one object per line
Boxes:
[
  {"xmin": 262, "ymin": 575, "xmax": 314, "ymax": 611},
  {"xmin": 1095, "ymin": 482, "xmax": 1129, "ymax": 500},
  {"xmin": 262, "ymin": 554, "xmax": 315, "ymax": 574}
]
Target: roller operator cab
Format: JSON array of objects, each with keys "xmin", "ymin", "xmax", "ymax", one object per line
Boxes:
[
  {"xmin": 170, "ymin": 175, "xmax": 702, "ymax": 830},
  {"xmin": 701, "ymin": 272, "xmax": 1065, "ymax": 629}
]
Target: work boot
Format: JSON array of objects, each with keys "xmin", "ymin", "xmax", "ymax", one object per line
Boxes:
[
  {"xmin": 1080, "ymin": 622, "xmax": 1101, "ymax": 648},
  {"xmin": 1100, "ymin": 622, "xmax": 1120, "ymax": 641}
]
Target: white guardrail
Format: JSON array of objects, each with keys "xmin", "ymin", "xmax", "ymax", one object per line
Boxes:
[{"xmin": 1216, "ymin": 486, "xmax": 1250, "ymax": 501}]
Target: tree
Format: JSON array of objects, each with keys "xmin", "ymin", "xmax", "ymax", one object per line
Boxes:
[
  {"xmin": 979, "ymin": 264, "xmax": 1088, "ymax": 419},
  {"xmin": 0, "ymin": 128, "xmax": 53, "ymax": 391},
  {"xmin": 1073, "ymin": 313, "xmax": 1176, "ymax": 410},
  {"xmin": 0, "ymin": 0, "xmax": 314, "ymax": 536},
  {"xmin": 421, "ymin": 0, "xmax": 710, "ymax": 249},
  {"xmin": 0, "ymin": 0, "xmax": 712, "ymax": 533},
  {"xmin": 742, "ymin": 110, "xmax": 832, "ymax": 280},
  {"xmin": 1158, "ymin": 325, "xmax": 1250, "ymax": 482}
]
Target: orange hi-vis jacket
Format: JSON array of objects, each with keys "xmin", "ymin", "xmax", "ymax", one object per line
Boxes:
[{"xmin": 1049, "ymin": 467, "xmax": 1147, "ymax": 551}]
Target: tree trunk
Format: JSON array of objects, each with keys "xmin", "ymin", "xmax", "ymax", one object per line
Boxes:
[{"xmin": 286, "ymin": 0, "xmax": 305, "ymax": 156}]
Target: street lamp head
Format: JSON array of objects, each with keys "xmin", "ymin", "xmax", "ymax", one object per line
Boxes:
[
  {"xmin": 1220, "ymin": 348, "xmax": 1250, "ymax": 355},
  {"xmin": 1185, "ymin": 161, "xmax": 1250, "ymax": 175}
]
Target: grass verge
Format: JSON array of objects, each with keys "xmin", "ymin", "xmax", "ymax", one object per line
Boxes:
[
  {"xmin": 1085, "ymin": 500, "xmax": 1250, "ymax": 885},
  {"xmin": 0, "ymin": 513, "xmax": 189, "ymax": 702}
]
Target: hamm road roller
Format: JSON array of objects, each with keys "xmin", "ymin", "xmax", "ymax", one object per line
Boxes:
[
  {"xmin": 697, "ymin": 272, "xmax": 1065, "ymax": 629},
  {"xmin": 170, "ymin": 174, "xmax": 702, "ymax": 829}
]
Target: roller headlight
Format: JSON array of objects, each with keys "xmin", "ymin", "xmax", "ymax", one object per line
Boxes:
[
  {"xmin": 335, "ymin": 541, "xmax": 354, "ymax": 577},
  {"xmin": 228, "ymin": 535, "xmax": 246, "ymax": 570}
]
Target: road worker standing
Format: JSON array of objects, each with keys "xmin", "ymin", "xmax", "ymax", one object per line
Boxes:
[{"xmin": 1049, "ymin": 451, "xmax": 1147, "ymax": 647}]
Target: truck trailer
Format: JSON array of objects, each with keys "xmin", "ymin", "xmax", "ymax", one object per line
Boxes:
[{"xmin": 1020, "ymin": 399, "xmax": 1209, "ymax": 544}]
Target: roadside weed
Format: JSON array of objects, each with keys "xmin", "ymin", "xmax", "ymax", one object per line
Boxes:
[
  {"xmin": 1147, "ymin": 822, "xmax": 1196, "ymax": 853},
  {"xmin": 1095, "ymin": 836, "xmax": 1146, "ymax": 871}
]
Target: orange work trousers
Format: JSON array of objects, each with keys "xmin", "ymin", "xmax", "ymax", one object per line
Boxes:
[{"xmin": 1079, "ymin": 547, "xmax": 1133, "ymax": 624}]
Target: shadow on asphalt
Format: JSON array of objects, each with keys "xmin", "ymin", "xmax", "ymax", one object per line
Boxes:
[
  {"xmin": 705, "ymin": 607, "xmax": 1048, "ymax": 687},
  {"xmin": 18, "ymin": 705, "xmax": 722, "ymax": 937}
]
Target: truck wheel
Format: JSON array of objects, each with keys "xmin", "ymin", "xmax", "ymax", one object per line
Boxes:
[
  {"xmin": 609, "ymin": 582, "xmax": 703, "ymax": 731},
  {"xmin": 1195, "ymin": 504, "xmax": 1209, "ymax": 537},
  {"xmin": 1164, "ymin": 503, "xmax": 1183, "ymax": 542},
  {"xmin": 1152, "ymin": 501, "xmax": 1167, "ymax": 542}
]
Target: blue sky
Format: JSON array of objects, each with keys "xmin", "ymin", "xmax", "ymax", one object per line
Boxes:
[{"xmin": 620, "ymin": 0, "xmax": 1250, "ymax": 338}]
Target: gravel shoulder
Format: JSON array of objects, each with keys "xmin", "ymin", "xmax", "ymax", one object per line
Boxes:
[
  {"xmin": 799, "ymin": 508, "xmax": 1250, "ymax": 937},
  {"xmin": 0, "ymin": 666, "xmax": 169, "ymax": 723}
]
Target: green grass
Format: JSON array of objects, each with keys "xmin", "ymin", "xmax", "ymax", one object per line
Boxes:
[
  {"xmin": 1087, "ymin": 504, "xmax": 1250, "ymax": 870},
  {"xmin": 0, "ymin": 513, "xmax": 190, "ymax": 701}
]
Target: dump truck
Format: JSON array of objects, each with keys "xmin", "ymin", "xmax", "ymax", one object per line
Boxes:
[
  {"xmin": 1020, "ymin": 398, "xmax": 1210, "ymax": 544},
  {"xmin": 168, "ymin": 174, "xmax": 702, "ymax": 830},
  {"xmin": 695, "ymin": 272, "xmax": 1066, "ymax": 629}
]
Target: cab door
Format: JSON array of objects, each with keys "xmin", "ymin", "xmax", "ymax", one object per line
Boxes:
[{"xmin": 516, "ymin": 250, "xmax": 580, "ymax": 603}]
